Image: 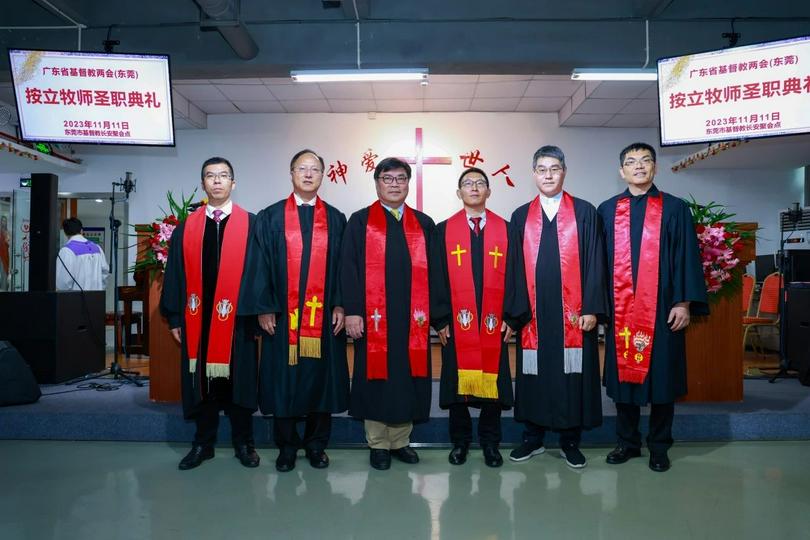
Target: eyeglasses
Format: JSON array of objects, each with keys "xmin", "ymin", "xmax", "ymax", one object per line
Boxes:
[
  {"xmin": 292, "ymin": 166, "xmax": 323, "ymax": 175},
  {"xmin": 534, "ymin": 166, "xmax": 564, "ymax": 176},
  {"xmin": 622, "ymin": 157, "xmax": 655, "ymax": 168},
  {"xmin": 379, "ymin": 174, "xmax": 409, "ymax": 185},
  {"xmin": 204, "ymin": 172, "xmax": 233, "ymax": 181},
  {"xmin": 460, "ymin": 180, "xmax": 488, "ymax": 190}
]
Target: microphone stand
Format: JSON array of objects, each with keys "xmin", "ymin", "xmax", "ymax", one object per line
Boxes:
[{"xmin": 65, "ymin": 175, "xmax": 142, "ymax": 386}]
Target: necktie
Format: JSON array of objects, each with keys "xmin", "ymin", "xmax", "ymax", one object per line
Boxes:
[
  {"xmin": 390, "ymin": 208, "xmax": 401, "ymax": 221},
  {"xmin": 471, "ymin": 216, "xmax": 482, "ymax": 236},
  {"xmin": 213, "ymin": 209, "xmax": 223, "ymax": 223}
]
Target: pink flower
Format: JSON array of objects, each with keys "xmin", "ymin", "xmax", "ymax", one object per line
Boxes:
[{"xmin": 158, "ymin": 222, "xmax": 176, "ymax": 242}]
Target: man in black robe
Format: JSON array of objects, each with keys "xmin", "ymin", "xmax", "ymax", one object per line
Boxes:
[
  {"xmin": 245, "ymin": 149, "xmax": 348, "ymax": 472},
  {"xmin": 161, "ymin": 156, "xmax": 259, "ymax": 470},
  {"xmin": 598, "ymin": 142, "xmax": 708, "ymax": 472},
  {"xmin": 504, "ymin": 145, "xmax": 607, "ymax": 469},
  {"xmin": 430, "ymin": 167, "xmax": 513, "ymax": 468},
  {"xmin": 341, "ymin": 157, "xmax": 435, "ymax": 471}
]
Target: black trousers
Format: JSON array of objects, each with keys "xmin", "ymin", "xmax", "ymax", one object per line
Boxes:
[
  {"xmin": 192, "ymin": 377, "xmax": 254, "ymax": 448},
  {"xmin": 448, "ymin": 402, "xmax": 502, "ymax": 447},
  {"xmin": 193, "ymin": 401, "xmax": 254, "ymax": 448},
  {"xmin": 273, "ymin": 412, "xmax": 332, "ymax": 456},
  {"xmin": 615, "ymin": 402, "xmax": 675, "ymax": 455},
  {"xmin": 521, "ymin": 420, "xmax": 582, "ymax": 448}
]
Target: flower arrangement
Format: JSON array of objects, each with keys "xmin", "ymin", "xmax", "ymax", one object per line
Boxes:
[
  {"xmin": 131, "ymin": 190, "xmax": 203, "ymax": 276},
  {"xmin": 686, "ymin": 197, "xmax": 754, "ymax": 301}
]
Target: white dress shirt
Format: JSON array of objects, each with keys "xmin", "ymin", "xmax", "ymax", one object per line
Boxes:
[
  {"xmin": 294, "ymin": 193, "xmax": 317, "ymax": 206},
  {"xmin": 206, "ymin": 200, "xmax": 233, "ymax": 220},
  {"xmin": 466, "ymin": 211, "xmax": 487, "ymax": 231}
]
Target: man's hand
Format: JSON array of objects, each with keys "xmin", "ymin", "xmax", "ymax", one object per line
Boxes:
[
  {"xmin": 578, "ymin": 314, "xmax": 597, "ymax": 332},
  {"xmin": 170, "ymin": 327, "xmax": 181, "ymax": 344},
  {"xmin": 332, "ymin": 307, "xmax": 345, "ymax": 335},
  {"xmin": 259, "ymin": 313, "xmax": 277, "ymax": 335},
  {"xmin": 346, "ymin": 315, "xmax": 364, "ymax": 339},
  {"xmin": 437, "ymin": 325, "xmax": 450, "ymax": 346},
  {"xmin": 502, "ymin": 321, "xmax": 514, "ymax": 343},
  {"xmin": 668, "ymin": 302, "xmax": 691, "ymax": 331}
]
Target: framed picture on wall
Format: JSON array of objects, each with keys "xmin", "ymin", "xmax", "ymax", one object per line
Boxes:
[{"xmin": 82, "ymin": 227, "xmax": 105, "ymax": 253}]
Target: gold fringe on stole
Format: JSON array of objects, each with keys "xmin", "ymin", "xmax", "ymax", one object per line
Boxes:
[
  {"xmin": 206, "ymin": 362, "xmax": 231, "ymax": 379},
  {"xmin": 457, "ymin": 369, "xmax": 481, "ymax": 396},
  {"xmin": 479, "ymin": 372, "xmax": 499, "ymax": 399},
  {"xmin": 189, "ymin": 358, "xmax": 197, "ymax": 374},
  {"xmin": 458, "ymin": 370, "xmax": 500, "ymax": 399},
  {"xmin": 299, "ymin": 336, "xmax": 322, "ymax": 359},
  {"xmin": 288, "ymin": 344, "xmax": 298, "ymax": 366}
]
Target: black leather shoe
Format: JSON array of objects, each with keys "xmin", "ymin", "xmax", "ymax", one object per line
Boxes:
[
  {"xmin": 649, "ymin": 453, "xmax": 671, "ymax": 472},
  {"xmin": 606, "ymin": 446, "xmax": 642, "ymax": 465},
  {"xmin": 448, "ymin": 445, "xmax": 468, "ymax": 465},
  {"xmin": 275, "ymin": 452, "xmax": 296, "ymax": 472},
  {"xmin": 370, "ymin": 449, "xmax": 391, "ymax": 470},
  {"xmin": 483, "ymin": 446, "xmax": 503, "ymax": 468},
  {"xmin": 391, "ymin": 446, "xmax": 419, "ymax": 464},
  {"xmin": 234, "ymin": 445, "xmax": 260, "ymax": 468},
  {"xmin": 179, "ymin": 445, "xmax": 214, "ymax": 470},
  {"xmin": 306, "ymin": 450, "xmax": 330, "ymax": 469}
]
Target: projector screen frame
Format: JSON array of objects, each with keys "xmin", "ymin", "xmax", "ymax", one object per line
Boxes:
[
  {"xmin": 656, "ymin": 33, "xmax": 810, "ymax": 148},
  {"xmin": 7, "ymin": 47, "xmax": 177, "ymax": 148}
]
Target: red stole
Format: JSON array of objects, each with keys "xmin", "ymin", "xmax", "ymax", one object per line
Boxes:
[
  {"xmin": 364, "ymin": 201, "xmax": 430, "ymax": 380},
  {"xmin": 521, "ymin": 192, "xmax": 583, "ymax": 375},
  {"xmin": 284, "ymin": 195, "xmax": 329, "ymax": 365},
  {"xmin": 182, "ymin": 205, "xmax": 249, "ymax": 378},
  {"xmin": 613, "ymin": 193, "xmax": 663, "ymax": 384},
  {"xmin": 445, "ymin": 209, "xmax": 507, "ymax": 399}
]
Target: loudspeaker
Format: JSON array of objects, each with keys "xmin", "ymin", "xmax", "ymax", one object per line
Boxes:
[
  {"xmin": 785, "ymin": 284, "xmax": 810, "ymax": 385},
  {"xmin": 0, "ymin": 341, "xmax": 41, "ymax": 406},
  {"xmin": 29, "ymin": 173, "xmax": 59, "ymax": 292},
  {"xmin": 0, "ymin": 291, "xmax": 105, "ymax": 383}
]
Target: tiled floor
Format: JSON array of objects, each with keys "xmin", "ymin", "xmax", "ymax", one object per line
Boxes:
[{"xmin": 1, "ymin": 440, "xmax": 808, "ymax": 539}]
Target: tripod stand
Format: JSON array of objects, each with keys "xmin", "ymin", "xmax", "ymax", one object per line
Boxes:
[{"xmin": 65, "ymin": 175, "xmax": 142, "ymax": 386}]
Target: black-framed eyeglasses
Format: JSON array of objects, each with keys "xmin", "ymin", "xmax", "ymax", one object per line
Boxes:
[{"xmin": 379, "ymin": 174, "xmax": 409, "ymax": 185}]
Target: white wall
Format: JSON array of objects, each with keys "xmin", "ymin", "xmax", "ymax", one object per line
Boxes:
[{"xmin": 2, "ymin": 112, "xmax": 803, "ymax": 261}]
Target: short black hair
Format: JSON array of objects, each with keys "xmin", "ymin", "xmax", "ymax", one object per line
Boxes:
[
  {"xmin": 62, "ymin": 217, "xmax": 82, "ymax": 236},
  {"xmin": 457, "ymin": 167, "xmax": 489, "ymax": 189},
  {"xmin": 619, "ymin": 142, "xmax": 657, "ymax": 166},
  {"xmin": 290, "ymin": 149, "xmax": 325, "ymax": 171},
  {"xmin": 532, "ymin": 145, "xmax": 566, "ymax": 170},
  {"xmin": 200, "ymin": 156, "xmax": 234, "ymax": 181},
  {"xmin": 374, "ymin": 157, "xmax": 411, "ymax": 180}
]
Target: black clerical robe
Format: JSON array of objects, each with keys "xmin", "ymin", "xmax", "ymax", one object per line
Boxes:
[
  {"xmin": 429, "ymin": 218, "xmax": 514, "ymax": 409},
  {"xmin": 242, "ymin": 198, "xmax": 349, "ymax": 417},
  {"xmin": 160, "ymin": 212, "xmax": 259, "ymax": 418},
  {"xmin": 341, "ymin": 205, "xmax": 435, "ymax": 424},
  {"xmin": 504, "ymin": 196, "xmax": 606, "ymax": 430},
  {"xmin": 597, "ymin": 185, "xmax": 709, "ymax": 406}
]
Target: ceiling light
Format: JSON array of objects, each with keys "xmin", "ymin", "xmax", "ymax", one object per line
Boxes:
[
  {"xmin": 571, "ymin": 68, "xmax": 658, "ymax": 81},
  {"xmin": 291, "ymin": 68, "xmax": 429, "ymax": 83}
]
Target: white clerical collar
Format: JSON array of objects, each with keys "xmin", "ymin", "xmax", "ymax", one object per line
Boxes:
[
  {"xmin": 540, "ymin": 191, "xmax": 563, "ymax": 219},
  {"xmin": 380, "ymin": 202, "xmax": 405, "ymax": 219},
  {"xmin": 466, "ymin": 210, "xmax": 487, "ymax": 230},
  {"xmin": 293, "ymin": 193, "xmax": 317, "ymax": 206},
  {"xmin": 206, "ymin": 200, "xmax": 233, "ymax": 219}
]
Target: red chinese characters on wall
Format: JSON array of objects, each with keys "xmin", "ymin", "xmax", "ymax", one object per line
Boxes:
[
  {"xmin": 361, "ymin": 149, "xmax": 378, "ymax": 173},
  {"xmin": 327, "ymin": 160, "xmax": 348, "ymax": 184}
]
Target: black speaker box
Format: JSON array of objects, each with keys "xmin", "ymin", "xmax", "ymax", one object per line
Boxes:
[
  {"xmin": 785, "ymin": 284, "xmax": 810, "ymax": 384},
  {"xmin": 0, "ymin": 291, "xmax": 105, "ymax": 383}
]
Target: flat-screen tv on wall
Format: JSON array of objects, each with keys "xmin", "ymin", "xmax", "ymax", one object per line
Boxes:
[
  {"xmin": 8, "ymin": 49, "xmax": 175, "ymax": 146},
  {"xmin": 658, "ymin": 35, "xmax": 810, "ymax": 146}
]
